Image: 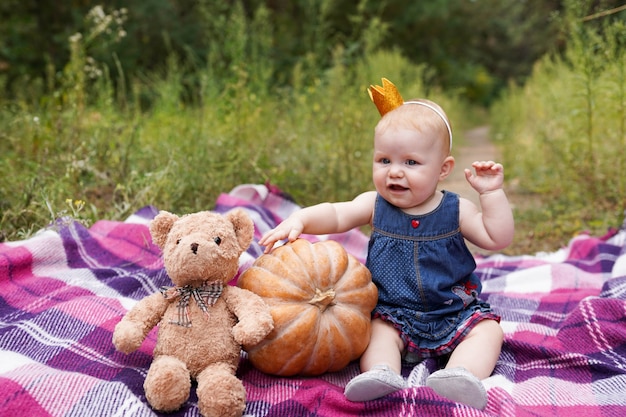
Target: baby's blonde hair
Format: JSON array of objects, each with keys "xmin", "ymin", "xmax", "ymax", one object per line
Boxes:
[{"xmin": 375, "ymin": 99, "xmax": 452, "ymax": 156}]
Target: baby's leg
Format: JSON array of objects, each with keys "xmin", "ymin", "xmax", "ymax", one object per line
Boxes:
[
  {"xmin": 426, "ymin": 319, "xmax": 503, "ymax": 409},
  {"xmin": 360, "ymin": 318, "xmax": 405, "ymax": 373},
  {"xmin": 445, "ymin": 319, "xmax": 503, "ymax": 378},
  {"xmin": 344, "ymin": 318, "xmax": 406, "ymax": 401}
]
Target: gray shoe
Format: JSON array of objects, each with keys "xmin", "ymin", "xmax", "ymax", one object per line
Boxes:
[
  {"xmin": 426, "ymin": 367, "xmax": 488, "ymax": 409},
  {"xmin": 344, "ymin": 365, "xmax": 406, "ymax": 402}
]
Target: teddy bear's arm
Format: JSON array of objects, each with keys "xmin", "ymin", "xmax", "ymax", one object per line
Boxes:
[
  {"xmin": 112, "ymin": 292, "xmax": 169, "ymax": 354},
  {"xmin": 222, "ymin": 287, "xmax": 274, "ymax": 348}
]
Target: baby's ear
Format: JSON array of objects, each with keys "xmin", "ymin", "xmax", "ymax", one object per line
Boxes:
[
  {"xmin": 149, "ymin": 211, "xmax": 179, "ymax": 249},
  {"xmin": 439, "ymin": 156, "xmax": 455, "ymax": 180}
]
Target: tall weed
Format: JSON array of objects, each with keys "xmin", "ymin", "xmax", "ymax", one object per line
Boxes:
[
  {"xmin": 491, "ymin": 2, "xmax": 625, "ymax": 248},
  {"xmin": 0, "ymin": 3, "xmax": 475, "ymax": 243}
]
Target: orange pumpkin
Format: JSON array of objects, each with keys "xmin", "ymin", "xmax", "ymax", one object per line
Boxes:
[{"xmin": 238, "ymin": 238, "xmax": 377, "ymax": 376}]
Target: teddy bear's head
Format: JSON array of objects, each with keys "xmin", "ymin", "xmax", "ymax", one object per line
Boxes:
[{"xmin": 149, "ymin": 209, "xmax": 254, "ymax": 287}]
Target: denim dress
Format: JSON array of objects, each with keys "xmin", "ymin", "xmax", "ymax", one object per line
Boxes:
[{"xmin": 366, "ymin": 191, "xmax": 499, "ymax": 358}]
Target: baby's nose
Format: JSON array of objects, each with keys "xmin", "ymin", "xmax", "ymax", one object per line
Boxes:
[{"xmin": 389, "ymin": 164, "xmax": 404, "ymax": 177}]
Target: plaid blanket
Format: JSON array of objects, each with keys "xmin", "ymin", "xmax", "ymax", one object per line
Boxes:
[{"xmin": 1, "ymin": 184, "xmax": 625, "ymax": 417}]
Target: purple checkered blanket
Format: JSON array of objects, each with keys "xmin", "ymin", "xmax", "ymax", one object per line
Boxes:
[{"xmin": 2, "ymin": 184, "xmax": 626, "ymax": 417}]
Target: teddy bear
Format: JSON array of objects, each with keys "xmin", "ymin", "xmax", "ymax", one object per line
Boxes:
[{"xmin": 112, "ymin": 209, "xmax": 274, "ymax": 417}]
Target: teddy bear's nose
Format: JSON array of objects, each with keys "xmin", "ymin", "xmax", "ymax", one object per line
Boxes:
[{"xmin": 190, "ymin": 243, "xmax": 199, "ymax": 254}]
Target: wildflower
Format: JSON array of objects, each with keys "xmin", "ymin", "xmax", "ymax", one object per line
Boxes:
[
  {"xmin": 84, "ymin": 56, "xmax": 103, "ymax": 79},
  {"xmin": 69, "ymin": 33, "xmax": 83, "ymax": 43},
  {"xmin": 66, "ymin": 199, "xmax": 86, "ymax": 217},
  {"xmin": 88, "ymin": 5, "xmax": 106, "ymax": 24}
]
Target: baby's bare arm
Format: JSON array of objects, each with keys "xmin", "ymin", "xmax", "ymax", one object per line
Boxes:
[
  {"xmin": 461, "ymin": 161, "xmax": 514, "ymax": 250},
  {"xmin": 259, "ymin": 191, "xmax": 375, "ymax": 253}
]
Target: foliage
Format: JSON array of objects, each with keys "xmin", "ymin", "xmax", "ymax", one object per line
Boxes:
[
  {"xmin": 0, "ymin": 0, "xmax": 581, "ymax": 105},
  {"xmin": 2, "ymin": 1, "xmax": 626, "ymax": 256},
  {"xmin": 359, "ymin": 0, "xmax": 565, "ymax": 105},
  {"xmin": 0, "ymin": 2, "xmax": 472, "ymax": 242},
  {"xmin": 491, "ymin": 0, "xmax": 626, "ymax": 252}
]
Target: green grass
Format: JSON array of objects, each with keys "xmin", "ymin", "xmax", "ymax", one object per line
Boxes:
[
  {"xmin": 2, "ymin": 9, "xmax": 625, "ymax": 255},
  {"xmin": 0, "ymin": 50, "xmax": 473, "ymax": 243}
]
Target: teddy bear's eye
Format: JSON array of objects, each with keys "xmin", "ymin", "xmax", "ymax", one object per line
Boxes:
[
  {"xmin": 214, "ymin": 237, "xmax": 222, "ymax": 246},
  {"xmin": 176, "ymin": 238, "xmax": 181, "ymax": 245}
]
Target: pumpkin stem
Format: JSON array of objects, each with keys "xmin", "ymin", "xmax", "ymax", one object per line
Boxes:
[{"xmin": 309, "ymin": 288, "xmax": 336, "ymax": 311}]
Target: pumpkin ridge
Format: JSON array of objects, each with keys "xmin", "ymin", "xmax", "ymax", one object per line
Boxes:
[
  {"xmin": 332, "ymin": 241, "xmax": 350, "ymax": 277},
  {"xmin": 279, "ymin": 303, "xmax": 323, "ymax": 375},
  {"xmin": 295, "ymin": 239, "xmax": 324, "ymax": 292},
  {"xmin": 281, "ymin": 343, "xmax": 317, "ymax": 375},
  {"xmin": 332, "ymin": 285, "xmax": 378, "ymax": 313},
  {"xmin": 241, "ymin": 266, "xmax": 310, "ymax": 301},
  {"xmin": 249, "ymin": 306, "xmax": 318, "ymax": 375},
  {"xmin": 279, "ymin": 241, "xmax": 317, "ymax": 293},
  {"xmin": 275, "ymin": 245, "xmax": 316, "ymax": 292},
  {"xmin": 317, "ymin": 313, "xmax": 354, "ymax": 372},
  {"xmin": 330, "ymin": 306, "xmax": 371, "ymax": 351},
  {"xmin": 331, "ymin": 257, "xmax": 368, "ymax": 291},
  {"xmin": 317, "ymin": 240, "xmax": 349, "ymax": 289},
  {"xmin": 271, "ymin": 303, "xmax": 318, "ymax": 329},
  {"xmin": 312, "ymin": 241, "xmax": 333, "ymax": 289},
  {"xmin": 249, "ymin": 304, "xmax": 313, "ymax": 351},
  {"xmin": 303, "ymin": 314, "xmax": 336, "ymax": 374}
]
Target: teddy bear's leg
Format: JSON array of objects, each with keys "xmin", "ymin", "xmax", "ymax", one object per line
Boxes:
[
  {"xmin": 144, "ymin": 355, "xmax": 191, "ymax": 412},
  {"xmin": 196, "ymin": 362, "xmax": 246, "ymax": 417}
]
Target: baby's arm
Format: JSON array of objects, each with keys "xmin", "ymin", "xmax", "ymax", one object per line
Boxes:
[
  {"xmin": 460, "ymin": 161, "xmax": 514, "ymax": 251},
  {"xmin": 259, "ymin": 191, "xmax": 376, "ymax": 252}
]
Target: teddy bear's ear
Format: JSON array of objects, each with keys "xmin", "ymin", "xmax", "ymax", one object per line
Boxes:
[
  {"xmin": 149, "ymin": 211, "xmax": 179, "ymax": 249},
  {"xmin": 225, "ymin": 209, "xmax": 254, "ymax": 252}
]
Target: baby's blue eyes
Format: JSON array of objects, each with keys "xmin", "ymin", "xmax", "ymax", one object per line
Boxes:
[{"xmin": 380, "ymin": 158, "xmax": 418, "ymax": 165}]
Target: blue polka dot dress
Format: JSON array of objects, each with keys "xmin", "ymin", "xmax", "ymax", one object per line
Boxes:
[{"xmin": 366, "ymin": 191, "xmax": 498, "ymax": 357}]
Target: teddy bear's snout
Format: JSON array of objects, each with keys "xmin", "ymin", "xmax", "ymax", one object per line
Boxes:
[{"xmin": 190, "ymin": 242, "xmax": 199, "ymax": 254}]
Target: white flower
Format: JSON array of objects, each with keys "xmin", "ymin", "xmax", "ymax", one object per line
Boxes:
[{"xmin": 69, "ymin": 32, "xmax": 83, "ymax": 43}]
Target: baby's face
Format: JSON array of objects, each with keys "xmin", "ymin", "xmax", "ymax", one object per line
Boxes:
[{"xmin": 372, "ymin": 125, "xmax": 449, "ymax": 211}]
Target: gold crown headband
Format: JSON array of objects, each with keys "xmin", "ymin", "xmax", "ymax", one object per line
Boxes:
[{"xmin": 368, "ymin": 78, "xmax": 453, "ymax": 151}]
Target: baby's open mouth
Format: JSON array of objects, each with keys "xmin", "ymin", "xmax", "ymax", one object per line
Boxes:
[{"xmin": 388, "ymin": 184, "xmax": 407, "ymax": 191}]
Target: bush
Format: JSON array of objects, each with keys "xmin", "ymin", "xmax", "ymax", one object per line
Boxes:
[
  {"xmin": 491, "ymin": 2, "xmax": 626, "ymax": 250},
  {"xmin": 1, "ymin": 34, "xmax": 476, "ymax": 241}
]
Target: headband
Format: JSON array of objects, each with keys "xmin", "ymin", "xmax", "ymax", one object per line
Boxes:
[{"xmin": 368, "ymin": 78, "xmax": 453, "ymax": 151}]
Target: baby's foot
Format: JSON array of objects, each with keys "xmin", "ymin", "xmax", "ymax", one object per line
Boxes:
[
  {"xmin": 344, "ymin": 364, "xmax": 406, "ymax": 402},
  {"xmin": 425, "ymin": 367, "xmax": 487, "ymax": 409}
]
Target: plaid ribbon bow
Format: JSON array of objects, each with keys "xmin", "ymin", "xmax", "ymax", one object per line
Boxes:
[{"xmin": 160, "ymin": 281, "xmax": 224, "ymax": 327}]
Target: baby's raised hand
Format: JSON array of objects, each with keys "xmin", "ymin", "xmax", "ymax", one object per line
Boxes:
[{"xmin": 464, "ymin": 161, "xmax": 504, "ymax": 194}]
